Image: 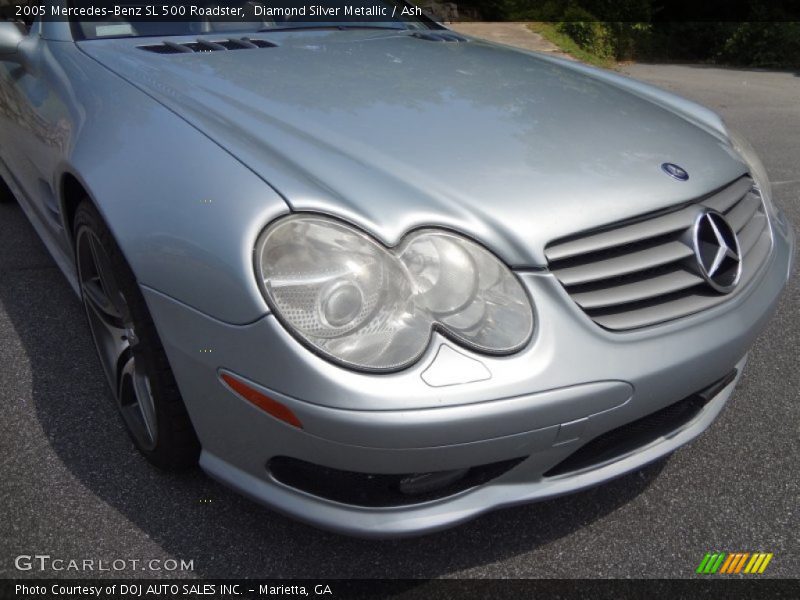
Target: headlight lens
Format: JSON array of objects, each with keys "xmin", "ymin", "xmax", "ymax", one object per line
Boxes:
[
  {"xmin": 725, "ymin": 125, "xmax": 773, "ymax": 207},
  {"xmin": 256, "ymin": 216, "xmax": 534, "ymax": 371}
]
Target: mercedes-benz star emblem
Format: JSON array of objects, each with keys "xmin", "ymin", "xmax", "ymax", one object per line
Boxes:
[
  {"xmin": 692, "ymin": 210, "xmax": 742, "ymax": 293},
  {"xmin": 662, "ymin": 163, "xmax": 690, "ymax": 181}
]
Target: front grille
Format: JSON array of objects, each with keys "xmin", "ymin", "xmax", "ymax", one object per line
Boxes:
[
  {"xmin": 544, "ymin": 370, "xmax": 737, "ymax": 477},
  {"xmin": 268, "ymin": 457, "xmax": 525, "ymax": 507},
  {"xmin": 545, "ymin": 176, "xmax": 772, "ymax": 330}
]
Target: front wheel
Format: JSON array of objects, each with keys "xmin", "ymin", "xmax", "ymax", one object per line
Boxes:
[{"xmin": 74, "ymin": 200, "xmax": 200, "ymax": 469}]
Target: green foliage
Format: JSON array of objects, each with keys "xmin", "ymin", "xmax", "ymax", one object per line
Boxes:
[
  {"xmin": 456, "ymin": 0, "xmax": 799, "ymax": 68},
  {"xmin": 528, "ymin": 22, "xmax": 616, "ymax": 67},
  {"xmin": 456, "ymin": 0, "xmax": 652, "ymax": 22},
  {"xmin": 717, "ymin": 22, "xmax": 800, "ymax": 67},
  {"xmin": 557, "ymin": 6, "xmax": 613, "ymax": 58},
  {"xmin": 630, "ymin": 21, "xmax": 800, "ymax": 67}
]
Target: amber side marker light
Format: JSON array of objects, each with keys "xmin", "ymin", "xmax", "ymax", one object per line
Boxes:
[{"xmin": 220, "ymin": 372, "xmax": 303, "ymax": 429}]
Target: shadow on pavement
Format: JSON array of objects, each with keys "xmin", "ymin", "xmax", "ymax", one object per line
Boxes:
[{"xmin": 0, "ymin": 199, "xmax": 665, "ymax": 578}]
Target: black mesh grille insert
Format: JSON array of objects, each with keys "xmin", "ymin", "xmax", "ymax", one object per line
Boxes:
[
  {"xmin": 139, "ymin": 38, "xmax": 277, "ymax": 54},
  {"xmin": 268, "ymin": 456, "xmax": 525, "ymax": 507},
  {"xmin": 544, "ymin": 370, "xmax": 737, "ymax": 477},
  {"xmin": 411, "ymin": 32, "xmax": 468, "ymax": 43},
  {"xmin": 138, "ymin": 43, "xmax": 187, "ymax": 54}
]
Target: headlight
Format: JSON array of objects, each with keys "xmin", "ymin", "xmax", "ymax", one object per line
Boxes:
[
  {"xmin": 255, "ymin": 215, "xmax": 534, "ymax": 371},
  {"xmin": 725, "ymin": 125, "xmax": 773, "ymax": 208}
]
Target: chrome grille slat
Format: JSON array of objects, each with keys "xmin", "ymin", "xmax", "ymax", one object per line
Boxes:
[
  {"xmin": 544, "ymin": 206, "xmax": 698, "ymax": 262},
  {"xmin": 725, "ymin": 192, "xmax": 761, "ymax": 232},
  {"xmin": 589, "ymin": 233, "xmax": 771, "ymax": 329},
  {"xmin": 702, "ymin": 177, "xmax": 754, "ymax": 213},
  {"xmin": 739, "ymin": 212, "xmax": 768, "ymax": 256},
  {"xmin": 555, "ymin": 241, "xmax": 694, "ymax": 286},
  {"xmin": 545, "ymin": 176, "xmax": 772, "ymax": 330},
  {"xmin": 571, "ymin": 268, "xmax": 704, "ymax": 310}
]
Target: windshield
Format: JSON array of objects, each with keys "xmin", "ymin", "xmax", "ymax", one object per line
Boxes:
[{"xmin": 73, "ymin": 0, "xmax": 434, "ymax": 40}]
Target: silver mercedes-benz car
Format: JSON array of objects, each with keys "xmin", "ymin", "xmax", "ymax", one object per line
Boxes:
[{"xmin": 0, "ymin": 1, "xmax": 794, "ymax": 537}]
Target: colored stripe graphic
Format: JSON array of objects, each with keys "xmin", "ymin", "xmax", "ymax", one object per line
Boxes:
[
  {"xmin": 733, "ymin": 553, "xmax": 749, "ymax": 573},
  {"xmin": 722, "ymin": 552, "xmax": 750, "ymax": 573},
  {"xmin": 696, "ymin": 553, "xmax": 712, "ymax": 574},
  {"xmin": 759, "ymin": 554, "xmax": 774, "ymax": 573},
  {"xmin": 744, "ymin": 554, "xmax": 761, "ymax": 574},
  {"xmin": 710, "ymin": 553, "xmax": 726, "ymax": 573},
  {"xmin": 697, "ymin": 553, "xmax": 727, "ymax": 574},
  {"xmin": 719, "ymin": 554, "xmax": 736, "ymax": 573},
  {"xmin": 699, "ymin": 552, "xmax": 774, "ymax": 574}
]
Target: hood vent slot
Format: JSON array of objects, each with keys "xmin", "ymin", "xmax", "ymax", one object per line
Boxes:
[
  {"xmin": 139, "ymin": 38, "xmax": 276, "ymax": 54},
  {"xmin": 411, "ymin": 32, "xmax": 468, "ymax": 43}
]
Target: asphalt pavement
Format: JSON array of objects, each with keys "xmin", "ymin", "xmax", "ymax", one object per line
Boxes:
[{"xmin": 1, "ymin": 62, "xmax": 798, "ymax": 579}]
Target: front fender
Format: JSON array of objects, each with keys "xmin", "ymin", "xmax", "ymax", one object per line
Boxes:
[{"xmin": 55, "ymin": 42, "xmax": 289, "ymax": 323}]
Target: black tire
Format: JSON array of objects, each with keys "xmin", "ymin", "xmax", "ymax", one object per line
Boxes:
[
  {"xmin": 0, "ymin": 176, "xmax": 16, "ymax": 203},
  {"xmin": 73, "ymin": 200, "xmax": 200, "ymax": 469}
]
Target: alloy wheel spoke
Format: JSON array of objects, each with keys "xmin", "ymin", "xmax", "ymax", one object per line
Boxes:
[
  {"xmin": 81, "ymin": 276, "xmax": 125, "ymax": 330},
  {"xmin": 117, "ymin": 353, "xmax": 136, "ymax": 407},
  {"xmin": 78, "ymin": 227, "xmax": 157, "ymax": 450},
  {"xmin": 134, "ymin": 371, "xmax": 158, "ymax": 445},
  {"xmin": 118, "ymin": 354, "xmax": 157, "ymax": 447},
  {"xmin": 87, "ymin": 234, "xmax": 129, "ymax": 322}
]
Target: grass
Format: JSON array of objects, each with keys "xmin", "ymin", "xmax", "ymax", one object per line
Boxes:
[{"xmin": 528, "ymin": 22, "xmax": 616, "ymax": 69}]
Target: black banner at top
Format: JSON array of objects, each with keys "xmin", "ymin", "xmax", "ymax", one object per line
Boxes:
[{"xmin": 3, "ymin": 0, "xmax": 800, "ymax": 23}]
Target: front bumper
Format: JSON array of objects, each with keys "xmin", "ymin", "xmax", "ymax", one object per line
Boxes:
[{"xmin": 142, "ymin": 209, "xmax": 794, "ymax": 537}]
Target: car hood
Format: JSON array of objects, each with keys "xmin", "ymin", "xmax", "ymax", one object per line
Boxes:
[{"xmin": 80, "ymin": 30, "xmax": 747, "ymax": 265}]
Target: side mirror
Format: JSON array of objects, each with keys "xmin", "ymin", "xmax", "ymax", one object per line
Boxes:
[{"xmin": 0, "ymin": 21, "xmax": 25, "ymax": 63}]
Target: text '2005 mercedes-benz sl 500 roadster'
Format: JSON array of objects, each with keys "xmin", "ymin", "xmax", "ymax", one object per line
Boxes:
[{"xmin": 0, "ymin": 1, "xmax": 794, "ymax": 537}]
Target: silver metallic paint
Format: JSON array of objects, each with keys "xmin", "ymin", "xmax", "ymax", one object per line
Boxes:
[
  {"xmin": 201, "ymin": 361, "xmax": 743, "ymax": 538},
  {"xmin": 0, "ymin": 34, "xmax": 288, "ymax": 322},
  {"xmin": 79, "ymin": 31, "xmax": 748, "ymax": 271},
  {"xmin": 0, "ymin": 13, "xmax": 794, "ymax": 535},
  {"xmin": 0, "ymin": 21, "xmax": 24, "ymax": 60}
]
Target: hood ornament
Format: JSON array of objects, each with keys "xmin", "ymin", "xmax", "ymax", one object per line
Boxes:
[
  {"xmin": 692, "ymin": 210, "xmax": 742, "ymax": 293},
  {"xmin": 662, "ymin": 163, "xmax": 689, "ymax": 181}
]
